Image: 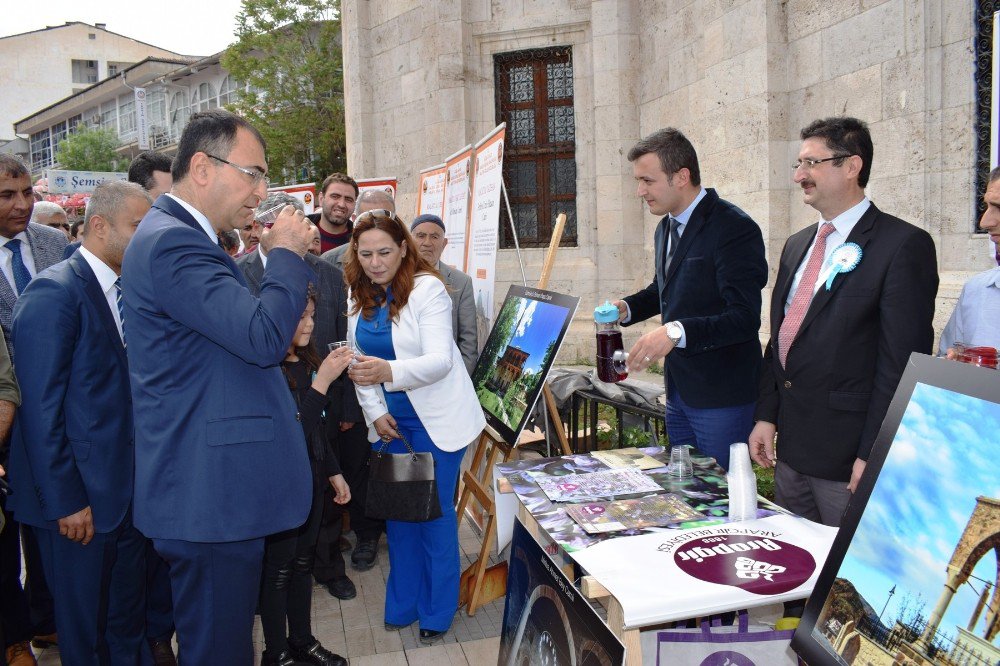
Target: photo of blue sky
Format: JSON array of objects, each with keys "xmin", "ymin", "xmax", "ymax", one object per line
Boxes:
[
  {"xmin": 506, "ymin": 298, "xmax": 570, "ymax": 375},
  {"xmin": 835, "ymin": 383, "xmax": 1000, "ymax": 641}
]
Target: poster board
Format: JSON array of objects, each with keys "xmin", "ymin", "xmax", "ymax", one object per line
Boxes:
[
  {"xmin": 466, "ymin": 124, "xmax": 506, "ymax": 340},
  {"xmin": 792, "ymin": 354, "xmax": 1000, "ymax": 666},
  {"xmin": 471, "ymin": 285, "xmax": 579, "ymax": 447},
  {"xmin": 415, "ymin": 163, "xmax": 447, "ymax": 220},
  {"xmin": 268, "ymin": 182, "xmax": 316, "ymax": 215},
  {"xmin": 499, "ymin": 518, "xmax": 625, "ymax": 666},
  {"xmin": 441, "ymin": 146, "xmax": 473, "ymax": 270},
  {"xmin": 355, "ymin": 176, "xmax": 397, "ymax": 200}
]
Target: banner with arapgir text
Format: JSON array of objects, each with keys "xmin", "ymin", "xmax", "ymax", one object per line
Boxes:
[{"xmin": 464, "ymin": 124, "xmax": 505, "ymax": 347}]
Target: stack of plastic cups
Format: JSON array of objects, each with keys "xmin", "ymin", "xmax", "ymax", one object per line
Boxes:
[{"xmin": 727, "ymin": 442, "xmax": 758, "ymax": 521}]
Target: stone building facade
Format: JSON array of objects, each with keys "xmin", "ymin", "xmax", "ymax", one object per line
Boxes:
[{"xmin": 341, "ymin": 0, "xmax": 990, "ymax": 360}]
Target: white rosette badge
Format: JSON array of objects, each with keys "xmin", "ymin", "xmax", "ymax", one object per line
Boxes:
[{"xmin": 822, "ymin": 242, "xmax": 862, "ymax": 290}]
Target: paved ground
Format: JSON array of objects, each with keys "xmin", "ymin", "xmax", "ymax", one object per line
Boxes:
[{"xmin": 35, "ymin": 524, "xmax": 505, "ymax": 665}]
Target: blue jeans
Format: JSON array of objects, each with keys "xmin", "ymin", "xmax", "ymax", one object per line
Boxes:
[{"xmin": 665, "ymin": 385, "xmax": 755, "ymax": 471}]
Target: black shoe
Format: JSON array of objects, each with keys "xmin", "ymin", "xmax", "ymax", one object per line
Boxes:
[
  {"xmin": 288, "ymin": 639, "xmax": 346, "ymax": 666},
  {"xmin": 419, "ymin": 629, "xmax": 445, "ymax": 645},
  {"xmin": 260, "ymin": 649, "xmax": 297, "ymax": 666},
  {"xmin": 148, "ymin": 638, "xmax": 178, "ymax": 666},
  {"xmin": 351, "ymin": 536, "xmax": 379, "ymax": 571},
  {"xmin": 325, "ymin": 575, "xmax": 357, "ymax": 600}
]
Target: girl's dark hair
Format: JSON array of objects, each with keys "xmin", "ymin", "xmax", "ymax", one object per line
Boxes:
[{"xmin": 282, "ymin": 286, "xmax": 320, "ymax": 390}]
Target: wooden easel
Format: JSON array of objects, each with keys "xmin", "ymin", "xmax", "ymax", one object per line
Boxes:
[{"xmin": 457, "ymin": 213, "xmax": 572, "ymax": 615}]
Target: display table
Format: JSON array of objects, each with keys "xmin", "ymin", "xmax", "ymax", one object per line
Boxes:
[{"xmin": 496, "ymin": 447, "xmax": 837, "ymax": 665}]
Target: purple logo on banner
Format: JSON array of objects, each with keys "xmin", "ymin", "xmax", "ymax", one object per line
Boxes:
[
  {"xmin": 700, "ymin": 650, "xmax": 757, "ymax": 666},
  {"xmin": 673, "ymin": 535, "xmax": 815, "ymax": 595}
]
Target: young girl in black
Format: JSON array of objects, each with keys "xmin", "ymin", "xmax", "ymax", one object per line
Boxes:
[{"xmin": 260, "ymin": 293, "xmax": 353, "ymax": 666}]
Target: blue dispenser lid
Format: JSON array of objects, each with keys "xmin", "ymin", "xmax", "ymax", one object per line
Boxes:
[{"xmin": 594, "ymin": 300, "xmax": 619, "ymax": 323}]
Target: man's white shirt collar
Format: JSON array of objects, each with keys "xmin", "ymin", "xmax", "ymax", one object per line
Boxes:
[
  {"xmin": 821, "ymin": 196, "xmax": 870, "ymax": 235},
  {"xmin": 77, "ymin": 246, "xmax": 118, "ymax": 291},
  {"xmin": 165, "ymin": 193, "xmax": 217, "ymax": 243}
]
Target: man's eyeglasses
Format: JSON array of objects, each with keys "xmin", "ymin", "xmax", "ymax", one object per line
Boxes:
[
  {"xmin": 792, "ymin": 155, "xmax": 853, "ymax": 171},
  {"xmin": 205, "ymin": 153, "xmax": 269, "ymax": 188}
]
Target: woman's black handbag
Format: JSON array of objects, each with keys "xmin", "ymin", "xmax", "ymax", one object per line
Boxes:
[{"xmin": 365, "ymin": 431, "xmax": 442, "ymax": 522}]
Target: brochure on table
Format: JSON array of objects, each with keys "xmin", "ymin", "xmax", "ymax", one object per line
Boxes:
[
  {"xmin": 495, "ymin": 446, "xmax": 778, "ymax": 553},
  {"xmin": 572, "ymin": 513, "xmax": 836, "ymax": 627}
]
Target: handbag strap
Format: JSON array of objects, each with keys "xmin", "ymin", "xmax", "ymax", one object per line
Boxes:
[{"xmin": 374, "ymin": 429, "xmax": 419, "ymax": 458}]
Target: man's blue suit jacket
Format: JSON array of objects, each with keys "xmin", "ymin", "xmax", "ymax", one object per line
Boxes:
[
  {"xmin": 8, "ymin": 250, "xmax": 133, "ymax": 533},
  {"xmin": 121, "ymin": 195, "xmax": 314, "ymax": 543},
  {"xmin": 623, "ymin": 188, "xmax": 768, "ymax": 409}
]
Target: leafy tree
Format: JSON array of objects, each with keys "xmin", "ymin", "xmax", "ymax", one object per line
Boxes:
[
  {"xmin": 55, "ymin": 127, "xmax": 124, "ymax": 171},
  {"xmin": 223, "ymin": 0, "xmax": 346, "ymax": 183}
]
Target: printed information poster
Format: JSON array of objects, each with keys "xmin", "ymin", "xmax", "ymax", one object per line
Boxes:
[
  {"xmin": 441, "ymin": 146, "xmax": 473, "ymax": 270},
  {"xmin": 465, "ymin": 124, "xmax": 506, "ymax": 340},
  {"xmin": 415, "ymin": 164, "xmax": 447, "ymax": 221},
  {"xmin": 356, "ymin": 177, "xmax": 397, "ymax": 201}
]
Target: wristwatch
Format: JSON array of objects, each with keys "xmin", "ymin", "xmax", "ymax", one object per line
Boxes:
[{"xmin": 665, "ymin": 321, "xmax": 683, "ymax": 345}]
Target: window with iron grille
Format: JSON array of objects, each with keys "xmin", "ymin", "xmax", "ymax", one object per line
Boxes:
[
  {"xmin": 494, "ymin": 46, "xmax": 577, "ymax": 249},
  {"xmin": 975, "ymin": 1, "xmax": 1000, "ymax": 229}
]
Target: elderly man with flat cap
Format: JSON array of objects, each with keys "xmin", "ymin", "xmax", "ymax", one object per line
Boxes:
[{"xmin": 410, "ymin": 213, "xmax": 478, "ymax": 374}]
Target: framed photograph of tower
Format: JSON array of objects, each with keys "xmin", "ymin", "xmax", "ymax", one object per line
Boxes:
[
  {"xmin": 792, "ymin": 354, "xmax": 1000, "ymax": 666},
  {"xmin": 471, "ymin": 285, "xmax": 579, "ymax": 446}
]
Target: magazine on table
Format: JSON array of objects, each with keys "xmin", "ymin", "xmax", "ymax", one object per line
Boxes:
[
  {"xmin": 527, "ymin": 468, "xmax": 663, "ymax": 503},
  {"xmin": 565, "ymin": 493, "xmax": 706, "ymax": 534},
  {"xmin": 591, "ymin": 447, "xmax": 666, "ymax": 470}
]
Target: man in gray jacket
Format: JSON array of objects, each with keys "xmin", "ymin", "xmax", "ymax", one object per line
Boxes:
[{"xmin": 410, "ymin": 213, "xmax": 478, "ymax": 374}]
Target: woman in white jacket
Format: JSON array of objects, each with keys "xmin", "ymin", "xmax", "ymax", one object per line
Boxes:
[{"xmin": 344, "ymin": 209, "xmax": 485, "ymax": 644}]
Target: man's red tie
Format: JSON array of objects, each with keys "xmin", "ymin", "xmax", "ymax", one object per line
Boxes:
[{"xmin": 778, "ymin": 222, "xmax": 836, "ymax": 367}]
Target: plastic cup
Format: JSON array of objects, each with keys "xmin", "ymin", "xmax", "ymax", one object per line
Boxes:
[
  {"xmin": 667, "ymin": 445, "xmax": 693, "ymax": 478},
  {"xmin": 255, "ymin": 203, "xmax": 288, "ymax": 228},
  {"xmin": 328, "ymin": 341, "xmax": 349, "ymax": 353},
  {"xmin": 958, "ymin": 346, "xmax": 998, "ymax": 369}
]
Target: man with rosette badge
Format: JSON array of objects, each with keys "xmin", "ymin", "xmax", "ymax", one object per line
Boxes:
[{"xmin": 749, "ymin": 117, "xmax": 938, "ymax": 528}]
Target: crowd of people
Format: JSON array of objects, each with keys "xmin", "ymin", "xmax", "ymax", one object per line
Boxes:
[
  {"xmin": 0, "ymin": 109, "xmax": 483, "ymax": 666},
  {"xmin": 0, "ymin": 107, "xmax": 997, "ymax": 666}
]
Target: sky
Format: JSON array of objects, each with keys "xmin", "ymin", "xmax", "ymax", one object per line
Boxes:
[
  {"xmin": 834, "ymin": 383, "xmax": 1000, "ymax": 646},
  {"xmin": 505, "ymin": 298, "xmax": 570, "ymax": 375},
  {"xmin": 0, "ymin": 0, "xmax": 245, "ymax": 56}
]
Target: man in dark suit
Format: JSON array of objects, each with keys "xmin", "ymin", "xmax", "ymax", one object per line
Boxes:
[
  {"xmin": 410, "ymin": 213, "xmax": 478, "ymax": 374},
  {"xmin": 615, "ymin": 128, "xmax": 767, "ymax": 471},
  {"xmin": 749, "ymin": 117, "xmax": 938, "ymax": 527},
  {"xmin": 237, "ymin": 192, "xmax": 363, "ymax": 600},
  {"xmin": 0, "ymin": 154, "xmax": 66, "ymax": 663},
  {"xmin": 8, "ymin": 181, "xmax": 152, "ymax": 664},
  {"xmin": 121, "ymin": 109, "xmax": 317, "ymax": 664}
]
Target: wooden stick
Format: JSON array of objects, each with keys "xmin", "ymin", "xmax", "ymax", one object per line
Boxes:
[{"xmin": 537, "ymin": 212, "xmax": 566, "ymax": 290}]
